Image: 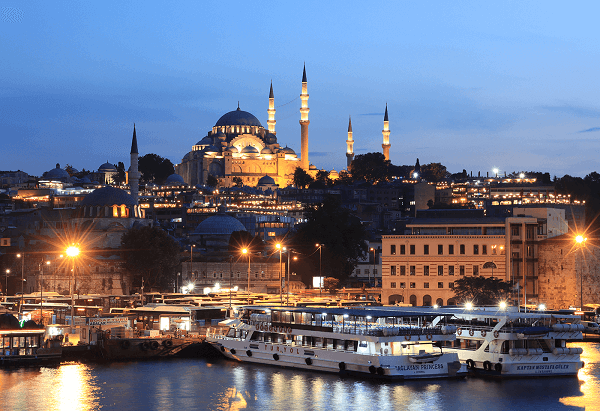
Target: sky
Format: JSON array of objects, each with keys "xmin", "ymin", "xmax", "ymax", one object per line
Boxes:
[{"xmin": 1, "ymin": 1, "xmax": 600, "ymax": 178}]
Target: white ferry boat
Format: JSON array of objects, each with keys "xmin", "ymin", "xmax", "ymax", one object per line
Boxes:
[
  {"xmin": 0, "ymin": 314, "xmax": 62, "ymax": 366},
  {"xmin": 207, "ymin": 306, "xmax": 467, "ymax": 380},
  {"xmin": 429, "ymin": 306, "xmax": 585, "ymax": 378}
]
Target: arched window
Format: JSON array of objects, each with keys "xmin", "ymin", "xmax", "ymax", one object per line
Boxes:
[
  {"xmin": 409, "ymin": 295, "xmax": 417, "ymax": 307},
  {"xmin": 436, "ymin": 298, "xmax": 444, "ymax": 307},
  {"xmin": 423, "ymin": 295, "xmax": 432, "ymax": 306}
]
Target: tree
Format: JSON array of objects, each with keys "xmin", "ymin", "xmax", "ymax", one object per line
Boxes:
[
  {"xmin": 113, "ymin": 162, "xmax": 126, "ymax": 185},
  {"xmin": 292, "ymin": 196, "xmax": 368, "ymax": 283},
  {"xmin": 349, "ymin": 152, "xmax": 390, "ymax": 183},
  {"xmin": 232, "ymin": 177, "xmax": 243, "ymax": 187},
  {"xmin": 138, "ymin": 154, "xmax": 175, "ymax": 184},
  {"xmin": 452, "ymin": 276, "xmax": 512, "ymax": 305},
  {"xmin": 121, "ymin": 226, "xmax": 181, "ymax": 291},
  {"xmin": 206, "ymin": 174, "xmax": 218, "ymax": 188},
  {"xmin": 293, "ymin": 167, "xmax": 314, "ymax": 189},
  {"xmin": 420, "ymin": 163, "xmax": 449, "ymax": 182},
  {"xmin": 315, "ymin": 170, "xmax": 330, "ymax": 185},
  {"xmin": 323, "ymin": 277, "xmax": 340, "ymax": 294}
]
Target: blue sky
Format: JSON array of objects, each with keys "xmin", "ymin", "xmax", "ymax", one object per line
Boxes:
[{"xmin": 1, "ymin": 1, "xmax": 599, "ymax": 178}]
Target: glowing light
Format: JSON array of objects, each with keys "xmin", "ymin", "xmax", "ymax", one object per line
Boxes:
[
  {"xmin": 576, "ymin": 235, "xmax": 587, "ymax": 244},
  {"xmin": 519, "ymin": 173, "xmax": 525, "ymax": 179},
  {"xmin": 433, "ymin": 304, "xmax": 439, "ymax": 309},
  {"xmin": 413, "ymin": 172, "xmax": 419, "ymax": 179},
  {"xmin": 66, "ymin": 246, "xmax": 80, "ymax": 257},
  {"xmin": 499, "ymin": 301, "xmax": 507, "ymax": 310},
  {"xmin": 538, "ymin": 303, "xmax": 546, "ymax": 311},
  {"xmin": 187, "ymin": 282, "xmax": 195, "ymax": 292},
  {"xmin": 493, "ymin": 168, "xmax": 499, "ymax": 175},
  {"xmin": 465, "ymin": 302, "xmax": 473, "ymax": 310}
]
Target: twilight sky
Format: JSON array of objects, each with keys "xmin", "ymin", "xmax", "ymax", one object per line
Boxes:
[{"xmin": 1, "ymin": 1, "xmax": 599, "ymax": 178}]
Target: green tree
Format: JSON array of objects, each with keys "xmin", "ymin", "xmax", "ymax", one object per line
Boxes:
[
  {"xmin": 349, "ymin": 152, "xmax": 390, "ymax": 183},
  {"xmin": 292, "ymin": 196, "xmax": 368, "ymax": 283},
  {"xmin": 452, "ymin": 276, "xmax": 512, "ymax": 305},
  {"xmin": 138, "ymin": 154, "xmax": 175, "ymax": 184},
  {"xmin": 293, "ymin": 167, "xmax": 314, "ymax": 189},
  {"xmin": 315, "ymin": 170, "xmax": 330, "ymax": 185},
  {"xmin": 113, "ymin": 162, "xmax": 126, "ymax": 185},
  {"xmin": 121, "ymin": 226, "xmax": 181, "ymax": 291},
  {"xmin": 420, "ymin": 163, "xmax": 449, "ymax": 182},
  {"xmin": 232, "ymin": 177, "xmax": 243, "ymax": 187},
  {"xmin": 323, "ymin": 277, "xmax": 340, "ymax": 294}
]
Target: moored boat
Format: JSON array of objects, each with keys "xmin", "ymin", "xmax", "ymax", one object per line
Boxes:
[
  {"xmin": 207, "ymin": 306, "xmax": 467, "ymax": 380},
  {"xmin": 0, "ymin": 314, "xmax": 62, "ymax": 366}
]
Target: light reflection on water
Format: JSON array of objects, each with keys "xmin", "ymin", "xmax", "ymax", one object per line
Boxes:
[{"xmin": 0, "ymin": 342, "xmax": 598, "ymax": 411}]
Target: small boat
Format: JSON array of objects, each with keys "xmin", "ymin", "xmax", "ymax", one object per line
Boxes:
[
  {"xmin": 207, "ymin": 306, "xmax": 467, "ymax": 380},
  {"xmin": 0, "ymin": 314, "xmax": 62, "ymax": 366}
]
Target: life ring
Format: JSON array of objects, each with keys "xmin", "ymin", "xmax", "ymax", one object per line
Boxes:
[
  {"xmin": 230, "ymin": 348, "xmax": 236, "ymax": 355},
  {"xmin": 481, "ymin": 330, "xmax": 487, "ymax": 337},
  {"xmin": 405, "ymin": 334, "xmax": 411, "ymax": 341},
  {"xmin": 246, "ymin": 350, "xmax": 252, "ymax": 357},
  {"xmin": 493, "ymin": 330, "xmax": 500, "ymax": 338},
  {"xmin": 494, "ymin": 363, "xmax": 502, "ymax": 373},
  {"xmin": 457, "ymin": 328, "xmax": 462, "ymax": 336},
  {"xmin": 141, "ymin": 341, "xmax": 150, "ymax": 351},
  {"xmin": 121, "ymin": 340, "xmax": 131, "ymax": 350},
  {"xmin": 483, "ymin": 361, "xmax": 491, "ymax": 371},
  {"xmin": 466, "ymin": 359, "xmax": 475, "ymax": 369},
  {"xmin": 469, "ymin": 329, "xmax": 475, "ymax": 336},
  {"xmin": 339, "ymin": 362, "xmax": 346, "ymax": 371},
  {"xmin": 273, "ymin": 354, "xmax": 279, "ymax": 361},
  {"xmin": 150, "ymin": 340, "xmax": 160, "ymax": 350},
  {"xmin": 426, "ymin": 334, "xmax": 433, "ymax": 340},
  {"xmin": 287, "ymin": 327, "xmax": 292, "ymax": 334},
  {"xmin": 305, "ymin": 358, "xmax": 312, "ymax": 365},
  {"xmin": 220, "ymin": 346, "xmax": 225, "ymax": 352},
  {"xmin": 377, "ymin": 367, "xmax": 384, "ymax": 376},
  {"xmin": 369, "ymin": 365, "xmax": 377, "ymax": 374},
  {"xmin": 163, "ymin": 339, "xmax": 173, "ymax": 348}
]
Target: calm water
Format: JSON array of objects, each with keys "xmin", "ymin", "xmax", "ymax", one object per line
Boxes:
[{"xmin": 1, "ymin": 342, "xmax": 599, "ymax": 411}]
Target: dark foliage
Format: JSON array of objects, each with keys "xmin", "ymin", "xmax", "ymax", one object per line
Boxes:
[
  {"xmin": 121, "ymin": 226, "xmax": 180, "ymax": 291},
  {"xmin": 206, "ymin": 174, "xmax": 218, "ymax": 188},
  {"xmin": 452, "ymin": 276, "xmax": 512, "ymax": 305},
  {"xmin": 138, "ymin": 154, "xmax": 175, "ymax": 184},
  {"xmin": 293, "ymin": 167, "xmax": 314, "ymax": 189},
  {"xmin": 350, "ymin": 152, "xmax": 390, "ymax": 183}
]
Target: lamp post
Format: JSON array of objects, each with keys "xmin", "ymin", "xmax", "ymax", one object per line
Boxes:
[
  {"xmin": 316, "ymin": 244, "xmax": 323, "ymax": 297},
  {"xmin": 242, "ymin": 248, "xmax": 251, "ymax": 305},
  {"xmin": 39, "ymin": 260, "xmax": 50, "ymax": 325},
  {"xmin": 4, "ymin": 269, "xmax": 9, "ymax": 299},
  {"xmin": 190, "ymin": 244, "xmax": 196, "ymax": 281},
  {"xmin": 276, "ymin": 243, "xmax": 283, "ymax": 305},
  {"xmin": 576, "ymin": 235, "xmax": 587, "ymax": 310},
  {"xmin": 369, "ymin": 247, "xmax": 376, "ymax": 288},
  {"xmin": 229, "ymin": 255, "xmax": 233, "ymax": 311},
  {"xmin": 66, "ymin": 245, "xmax": 80, "ymax": 324},
  {"xmin": 16, "ymin": 253, "xmax": 24, "ymax": 315}
]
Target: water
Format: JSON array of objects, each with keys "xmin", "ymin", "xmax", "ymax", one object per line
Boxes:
[{"xmin": 1, "ymin": 342, "xmax": 599, "ymax": 411}]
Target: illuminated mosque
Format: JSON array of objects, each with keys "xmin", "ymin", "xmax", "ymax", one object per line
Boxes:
[{"xmin": 175, "ymin": 65, "xmax": 392, "ymax": 188}]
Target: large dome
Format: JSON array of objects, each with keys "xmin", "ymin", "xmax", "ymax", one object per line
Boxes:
[
  {"xmin": 45, "ymin": 163, "xmax": 70, "ymax": 180},
  {"xmin": 215, "ymin": 107, "xmax": 262, "ymax": 128},
  {"xmin": 194, "ymin": 213, "xmax": 247, "ymax": 236},
  {"xmin": 81, "ymin": 186, "xmax": 137, "ymax": 207}
]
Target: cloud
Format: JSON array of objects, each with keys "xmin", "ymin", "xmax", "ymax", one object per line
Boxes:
[
  {"xmin": 579, "ymin": 127, "xmax": 600, "ymax": 133},
  {"xmin": 541, "ymin": 105, "xmax": 600, "ymax": 118}
]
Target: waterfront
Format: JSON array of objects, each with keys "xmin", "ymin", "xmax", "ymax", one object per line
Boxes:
[{"xmin": 1, "ymin": 341, "xmax": 598, "ymax": 411}]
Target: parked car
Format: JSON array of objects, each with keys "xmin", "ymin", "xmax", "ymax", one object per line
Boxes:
[{"xmin": 581, "ymin": 321, "xmax": 600, "ymax": 334}]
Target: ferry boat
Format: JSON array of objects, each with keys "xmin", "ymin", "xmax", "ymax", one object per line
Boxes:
[
  {"xmin": 206, "ymin": 306, "xmax": 467, "ymax": 380},
  {"xmin": 428, "ymin": 306, "xmax": 585, "ymax": 378},
  {"xmin": 0, "ymin": 315, "xmax": 62, "ymax": 366}
]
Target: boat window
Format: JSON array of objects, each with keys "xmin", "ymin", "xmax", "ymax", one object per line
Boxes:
[
  {"xmin": 250, "ymin": 332, "xmax": 262, "ymax": 342},
  {"xmin": 271, "ymin": 311, "xmax": 281, "ymax": 322},
  {"xmin": 314, "ymin": 337, "xmax": 323, "ymax": 347},
  {"xmin": 359, "ymin": 341, "xmax": 368, "ymax": 348},
  {"xmin": 227, "ymin": 328, "xmax": 236, "ymax": 338}
]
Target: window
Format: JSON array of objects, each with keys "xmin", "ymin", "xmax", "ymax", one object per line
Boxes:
[
  {"xmin": 527, "ymin": 246, "xmax": 533, "ymax": 257},
  {"xmin": 448, "ymin": 266, "xmax": 455, "ymax": 276},
  {"xmin": 391, "ymin": 282, "xmax": 397, "ymax": 288},
  {"xmin": 410, "ymin": 282, "xmax": 416, "ymax": 288},
  {"xmin": 473, "ymin": 245, "xmax": 479, "ymax": 255},
  {"xmin": 449, "ymin": 282, "xmax": 454, "ymax": 289},
  {"xmin": 400, "ymin": 266, "xmax": 406, "ymax": 276},
  {"xmin": 410, "ymin": 245, "xmax": 415, "ymax": 255},
  {"xmin": 373, "ymin": 268, "xmax": 378, "ymax": 275},
  {"xmin": 400, "ymin": 282, "xmax": 406, "ymax": 289},
  {"xmin": 365, "ymin": 269, "xmax": 370, "ymax": 275},
  {"xmin": 424, "ymin": 282, "xmax": 429, "ymax": 289},
  {"xmin": 438, "ymin": 282, "xmax": 443, "ymax": 289},
  {"xmin": 512, "ymin": 226, "xmax": 520, "ymax": 236},
  {"xmin": 438, "ymin": 245, "xmax": 443, "ymax": 255},
  {"xmin": 355, "ymin": 269, "xmax": 361, "ymax": 275},
  {"xmin": 473, "ymin": 265, "xmax": 479, "ymax": 276},
  {"xmin": 449, "ymin": 245, "xmax": 454, "ymax": 255},
  {"xmin": 492, "ymin": 245, "xmax": 497, "ymax": 255},
  {"xmin": 424, "ymin": 245, "xmax": 429, "ymax": 255},
  {"xmin": 391, "ymin": 244, "xmax": 396, "ymax": 255},
  {"xmin": 390, "ymin": 266, "xmax": 396, "ymax": 276},
  {"xmin": 424, "ymin": 266, "xmax": 430, "ymax": 276},
  {"xmin": 400, "ymin": 245, "xmax": 406, "ymax": 255},
  {"xmin": 438, "ymin": 266, "xmax": 444, "ymax": 276},
  {"xmin": 460, "ymin": 265, "xmax": 465, "ymax": 276},
  {"xmin": 482, "ymin": 245, "xmax": 487, "ymax": 255},
  {"xmin": 410, "ymin": 265, "xmax": 415, "ymax": 276},
  {"xmin": 460, "ymin": 244, "xmax": 465, "ymax": 255}
]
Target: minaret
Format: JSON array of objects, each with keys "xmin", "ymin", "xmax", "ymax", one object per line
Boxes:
[
  {"xmin": 299, "ymin": 64, "xmax": 310, "ymax": 170},
  {"xmin": 382, "ymin": 104, "xmax": 391, "ymax": 161},
  {"xmin": 267, "ymin": 81, "xmax": 276, "ymax": 134},
  {"xmin": 346, "ymin": 116, "xmax": 354, "ymax": 170},
  {"xmin": 130, "ymin": 124, "xmax": 140, "ymax": 205}
]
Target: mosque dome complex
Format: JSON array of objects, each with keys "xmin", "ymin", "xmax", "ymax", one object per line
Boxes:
[{"xmin": 215, "ymin": 108, "xmax": 263, "ymax": 128}]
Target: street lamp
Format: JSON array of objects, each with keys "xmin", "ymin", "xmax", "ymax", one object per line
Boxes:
[
  {"xmin": 39, "ymin": 260, "xmax": 50, "ymax": 325},
  {"xmin": 4, "ymin": 269, "xmax": 9, "ymax": 298},
  {"xmin": 369, "ymin": 247, "xmax": 377, "ymax": 288},
  {"xmin": 190, "ymin": 244, "xmax": 196, "ymax": 281},
  {"xmin": 316, "ymin": 244, "xmax": 323, "ymax": 297},
  {"xmin": 276, "ymin": 243, "xmax": 285, "ymax": 305},
  {"xmin": 66, "ymin": 245, "xmax": 80, "ymax": 324},
  {"xmin": 16, "ymin": 253, "xmax": 24, "ymax": 315},
  {"xmin": 242, "ymin": 248, "xmax": 251, "ymax": 304},
  {"xmin": 576, "ymin": 235, "xmax": 587, "ymax": 310}
]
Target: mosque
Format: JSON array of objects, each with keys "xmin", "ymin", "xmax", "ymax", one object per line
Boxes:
[{"xmin": 175, "ymin": 65, "xmax": 394, "ymax": 188}]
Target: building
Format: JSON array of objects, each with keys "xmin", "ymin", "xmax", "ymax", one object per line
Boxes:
[{"xmin": 380, "ymin": 207, "xmax": 568, "ymax": 307}]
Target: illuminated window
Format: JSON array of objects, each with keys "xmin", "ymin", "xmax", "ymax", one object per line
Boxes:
[
  {"xmin": 400, "ymin": 266, "xmax": 406, "ymax": 276},
  {"xmin": 424, "ymin": 266, "xmax": 429, "ymax": 276},
  {"xmin": 390, "ymin": 266, "xmax": 396, "ymax": 276},
  {"xmin": 448, "ymin": 266, "xmax": 454, "ymax": 276},
  {"xmin": 391, "ymin": 282, "xmax": 397, "ymax": 289},
  {"xmin": 438, "ymin": 266, "xmax": 443, "ymax": 276}
]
